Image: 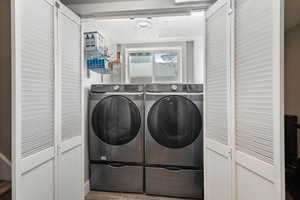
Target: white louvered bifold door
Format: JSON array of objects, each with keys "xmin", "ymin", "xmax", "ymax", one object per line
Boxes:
[
  {"xmin": 233, "ymin": 0, "xmax": 284, "ymax": 199},
  {"xmin": 13, "ymin": 1, "xmax": 83, "ymax": 200},
  {"xmin": 13, "ymin": 0, "xmax": 56, "ymax": 200},
  {"xmin": 204, "ymin": 0, "xmax": 233, "ymax": 200},
  {"xmin": 57, "ymin": 3, "xmax": 83, "ymax": 200}
]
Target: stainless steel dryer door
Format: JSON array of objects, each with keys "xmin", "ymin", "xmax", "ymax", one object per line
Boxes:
[
  {"xmin": 89, "ymin": 93, "xmax": 144, "ymax": 163},
  {"xmin": 145, "ymin": 93, "xmax": 203, "ymax": 168}
]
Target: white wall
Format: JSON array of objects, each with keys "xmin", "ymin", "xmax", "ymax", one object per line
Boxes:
[
  {"xmin": 193, "ymin": 37, "xmax": 205, "ymax": 84},
  {"xmin": 193, "ymin": 14, "xmax": 205, "ymax": 84},
  {"xmin": 285, "ymin": 24, "xmax": 300, "ymax": 157},
  {"xmin": 84, "ymin": 14, "xmax": 206, "ymax": 84},
  {"xmin": 0, "ymin": 0, "xmax": 11, "ymax": 181}
]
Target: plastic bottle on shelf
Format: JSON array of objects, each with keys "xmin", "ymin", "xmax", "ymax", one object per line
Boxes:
[
  {"xmin": 85, "ymin": 34, "xmax": 90, "ymax": 49},
  {"xmin": 91, "ymin": 34, "xmax": 95, "ymax": 49},
  {"xmin": 89, "ymin": 34, "xmax": 93, "ymax": 49},
  {"xmin": 97, "ymin": 58, "xmax": 101, "ymax": 68},
  {"xmin": 95, "ymin": 58, "xmax": 98, "ymax": 68},
  {"xmin": 88, "ymin": 57, "xmax": 91, "ymax": 69},
  {"xmin": 102, "ymin": 59, "xmax": 105, "ymax": 69},
  {"xmin": 87, "ymin": 58, "xmax": 91, "ymax": 69},
  {"xmin": 90, "ymin": 57, "xmax": 93, "ymax": 69},
  {"xmin": 95, "ymin": 57, "xmax": 98, "ymax": 68}
]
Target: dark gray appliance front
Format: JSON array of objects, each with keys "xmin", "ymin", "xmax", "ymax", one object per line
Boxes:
[
  {"xmin": 89, "ymin": 85, "xmax": 144, "ymax": 164},
  {"xmin": 144, "ymin": 84, "xmax": 204, "ymax": 199},
  {"xmin": 145, "ymin": 87, "xmax": 203, "ymax": 168}
]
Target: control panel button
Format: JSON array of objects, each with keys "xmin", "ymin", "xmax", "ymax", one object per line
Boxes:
[
  {"xmin": 171, "ymin": 85, "xmax": 178, "ymax": 91},
  {"xmin": 113, "ymin": 85, "xmax": 120, "ymax": 91}
]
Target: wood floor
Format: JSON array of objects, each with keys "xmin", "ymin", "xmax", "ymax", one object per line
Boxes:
[{"xmin": 86, "ymin": 191, "xmax": 194, "ymax": 200}]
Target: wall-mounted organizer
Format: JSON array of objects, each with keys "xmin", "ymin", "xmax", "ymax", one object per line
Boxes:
[
  {"xmin": 85, "ymin": 31, "xmax": 113, "ymax": 75},
  {"xmin": 85, "ymin": 31, "xmax": 104, "ymax": 53}
]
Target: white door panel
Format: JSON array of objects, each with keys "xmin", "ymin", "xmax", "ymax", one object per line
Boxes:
[
  {"xmin": 236, "ymin": 165, "xmax": 275, "ymax": 200},
  {"xmin": 235, "ymin": 0, "xmax": 274, "ymax": 165},
  {"xmin": 59, "ymin": 10, "xmax": 82, "ymax": 142},
  {"xmin": 205, "ymin": 0, "xmax": 232, "ymax": 200},
  {"xmin": 60, "ymin": 146, "xmax": 82, "ymax": 200},
  {"xmin": 205, "ymin": 148, "xmax": 230, "ymax": 200},
  {"xmin": 20, "ymin": 0, "xmax": 55, "ymax": 158},
  {"xmin": 58, "ymin": 4, "xmax": 83, "ymax": 200},
  {"xmin": 13, "ymin": 1, "xmax": 83, "ymax": 200},
  {"xmin": 21, "ymin": 160, "xmax": 55, "ymax": 200},
  {"xmin": 13, "ymin": 0, "xmax": 56, "ymax": 199},
  {"xmin": 234, "ymin": 0, "xmax": 284, "ymax": 199},
  {"xmin": 205, "ymin": 0, "xmax": 284, "ymax": 199}
]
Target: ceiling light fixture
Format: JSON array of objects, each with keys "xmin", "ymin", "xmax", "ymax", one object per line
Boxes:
[{"xmin": 136, "ymin": 20, "xmax": 152, "ymax": 31}]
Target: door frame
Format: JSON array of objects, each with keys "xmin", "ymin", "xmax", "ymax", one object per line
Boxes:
[{"xmin": 274, "ymin": 0, "xmax": 285, "ymax": 199}]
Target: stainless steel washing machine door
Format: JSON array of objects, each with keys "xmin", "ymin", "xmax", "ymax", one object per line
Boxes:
[
  {"xmin": 145, "ymin": 93, "xmax": 203, "ymax": 168},
  {"xmin": 89, "ymin": 93, "xmax": 144, "ymax": 163}
]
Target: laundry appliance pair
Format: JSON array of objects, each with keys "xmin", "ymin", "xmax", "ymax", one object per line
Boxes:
[{"xmin": 89, "ymin": 84, "xmax": 203, "ymax": 199}]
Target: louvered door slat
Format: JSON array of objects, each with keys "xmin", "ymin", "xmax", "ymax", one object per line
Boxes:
[
  {"xmin": 235, "ymin": 0, "xmax": 274, "ymax": 164},
  {"xmin": 21, "ymin": 0, "xmax": 55, "ymax": 157},
  {"xmin": 60, "ymin": 13, "xmax": 82, "ymax": 142},
  {"xmin": 206, "ymin": 4, "xmax": 228, "ymax": 145}
]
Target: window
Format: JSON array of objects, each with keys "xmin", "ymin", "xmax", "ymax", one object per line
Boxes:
[
  {"xmin": 154, "ymin": 52, "xmax": 179, "ymax": 82},
  {"xmin": 128, "ymin": 52, "xmax": 153, "ymax": 83},
  {"xmin": 126, "ymin": 48, "xmax": 182, "ymax": 83}
]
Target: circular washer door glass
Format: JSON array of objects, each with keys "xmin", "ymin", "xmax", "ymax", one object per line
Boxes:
[
  {"xmin": 92, "ymin": 95, "xmax": 141, "ymax": 146},
  {"xmin": 148, "ymin": 95, "xmax": 202, "ymax": 149}
]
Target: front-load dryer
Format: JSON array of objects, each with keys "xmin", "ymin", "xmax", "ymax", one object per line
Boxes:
[
  {"xmin": 144, "ymin": 84, "xmax": 203, "ymax": 199},
  {"xmin": 89, "ymin": 84, "xmax": 144, "ymax": 193}
]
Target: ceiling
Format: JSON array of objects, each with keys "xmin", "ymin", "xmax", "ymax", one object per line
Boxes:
[
  {"xmin": 285, "ymin": 0, "xmax": 300, "ymax": 30},
  {"xmin": 84, "ymin": 14, "xmax": 205, "ymax": 44},
  {"xmin": 62, "ymin": 0, "xmax": 300, "ymax": 31},
  {"xmin": 60, "ymin": 0, "xmax": 212, "ymax": 18}
]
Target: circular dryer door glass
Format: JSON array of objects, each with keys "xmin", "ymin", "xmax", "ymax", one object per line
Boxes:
[
  {"xmin": 92, "ymin": 95, "xmax": 141, "ymax": 146},
  {"xmin": 148, "ymin": 95, "xmax": 202, "ymax": 149}
]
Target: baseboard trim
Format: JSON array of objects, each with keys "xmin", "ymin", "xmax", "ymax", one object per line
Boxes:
[{"xmin": 84, "ymin": 180, "xmax": 90, "ymax": 196}]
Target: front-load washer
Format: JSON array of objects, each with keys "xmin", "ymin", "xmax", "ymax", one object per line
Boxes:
[
  {"xmin": 144, "ymin": 84, "xmax": 203, "ymax": 199},
  {"xmin": 89, "ymin": 84, "xmax": 144, "ymax": 193}
]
